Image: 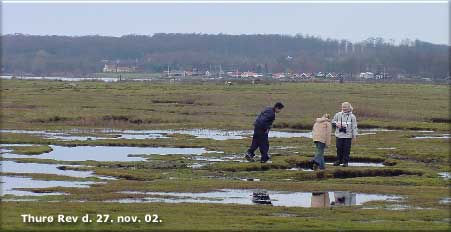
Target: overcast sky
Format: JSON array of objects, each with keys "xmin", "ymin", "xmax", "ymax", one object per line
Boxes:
[{"xmin": 1, "ymin": 2, "xmax": 449, "ymax": 45}]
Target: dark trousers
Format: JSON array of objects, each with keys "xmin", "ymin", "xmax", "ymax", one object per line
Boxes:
[
  {"xmin": 336, "ymin": 138, "xmax": 352, "ymax": 163},
  {"xmin": 247, "ymin": 127, "xmax": 269, "ymax": 160}
]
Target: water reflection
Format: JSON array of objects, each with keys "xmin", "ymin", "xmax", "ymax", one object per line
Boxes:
[
  {"xmin": 311, "ymin": 191, "xmax": 357, "ymax": 208},
  {"xmin": 333, "ymin": 191, "xmax": 357, "ymax": 206},
  {"xmin": 252, "ymin": 191, "xmax": 272, "ymax": 205},
  {"xmin": 311, "ymin": 192, "xmax": 330, "ymax": 208},
  {"xmin": 113, "ymin": 189, "xmax": 400, "ymax": 207}
]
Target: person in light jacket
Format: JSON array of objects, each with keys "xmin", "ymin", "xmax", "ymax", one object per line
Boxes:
[
  {"xmin": 332, "ymin": 102, "xmax": 358, "ymax": 167},
  {"xmin": 310, "ymin": 114, "xmax": 332, "ymax": 170}
]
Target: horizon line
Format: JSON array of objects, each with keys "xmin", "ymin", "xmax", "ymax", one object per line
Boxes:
[
  {"xmin": 3, "ymin": 32, "xmax": 449, "ymax": 46},
  {"xmin": 2, "ymin": 0, "xmax": 448, "ymax": 4}
]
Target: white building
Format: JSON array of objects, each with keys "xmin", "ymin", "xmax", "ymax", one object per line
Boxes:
[{"xmin": 359, "ymin": 72, "xmax": 374, "ymax": 79}]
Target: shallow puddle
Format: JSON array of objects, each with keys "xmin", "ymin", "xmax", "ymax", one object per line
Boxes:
[
  {"xmin": 110, "ymin": 189, "xmax": 401, "ymax": 207},
  {"xmin": 273, "ymin": 146, "xmax": 298, "ymax": 150},
  {"xmin": 3, "ymin": 128, "xmax": 428, "ymax": 142},
  {"xmin": 187, "ymin": 163, "xmax": 206, "ymax": 169},
  {"xmin": 1, "ymin": 129, "xmax": 312, "ymax": 141},
  {"xmin": 241, "ymin": 178, "xmax": 261, "ymax": 182},
  {"xmin": 363, "ymin": 204, "xmax": 434, "ymax": 211},
  {"xmin": 376, "ymin": 147, "xmax": 397, "ymax": 150},
  {"xmin": 1, "ymin": 176, "xmax": 97, "ymax": 196},
  {"xmin": 114, "ymin": 129, "xmax": 309, "ymax": 140},
  {"xmin": 1, "ymin": 144, "xmax": 35, "ymax": 147},
  {"xmin": 0, "ymin": 130, "xmax": 111, "ymax": 141},
  {"xmin": 2, "ymin": 145, "xmax": 207, "ymax": 162},
  {"xmin": 325, "ymin": 162, "xmax": 385, "ymax": 167},
  {"xmin": 412, "ymin": 134, "xmax": 450, "ymax": 139},
  {"xmin": 1, "ymin": 161, "xmax": 94, "ymax": 178},
  {"xmin": 192, "ymin": 154, "xmax": 244, "ymax": 163},
  {"xmin": 437, "ymin": 172, "xmax": 450, "ymax": 180},
  {"xmin": 358, "ymin": 132, "xmax": 377, "ymax": 136},
  {"xmin": 359, "ymin": 129, "xmax": 399, "ymax": 132},
  {"xmin": 286, "ymin": 167, "xmax": 314, "ymax": 172}
]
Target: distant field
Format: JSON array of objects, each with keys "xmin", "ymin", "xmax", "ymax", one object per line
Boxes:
[{"xmin": 0, "ymin": 80, "xmax": 448, "ymax": 131}]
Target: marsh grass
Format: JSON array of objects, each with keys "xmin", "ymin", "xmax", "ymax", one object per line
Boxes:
[
  {"xmin": 1, "ymin": 80, "xmax": 449, "ymax": 231},
  {"xmin": 1, "ymin": 80, "xmax": 448, "ymax": 131}
]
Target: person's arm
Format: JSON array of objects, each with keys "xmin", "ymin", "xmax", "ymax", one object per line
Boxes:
[
  {"xmin": 352, "ymin": 115, "xmax": 358, "ymax": 143},
  {"xmin": 262, "ymin": 108, "xmax": 275, "ymax": 132},
  {"xmin": 326, "ymin": 122, "xmax": 332, "ymax": 146},
  {"xmin": 332, "ymin": 113, "xmax": 339, "ymax": 129}
]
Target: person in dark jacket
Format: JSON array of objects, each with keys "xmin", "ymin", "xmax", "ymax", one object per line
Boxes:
[{"xmin": 244, "ymin": 102, "xmax": 284, "ymax": 163}]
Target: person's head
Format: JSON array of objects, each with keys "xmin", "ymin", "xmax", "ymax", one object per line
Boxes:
[
  {"xmin": 322, "ymin": 113, "xmax": 330, "ymax": 119},
  {"xmin": 341, "ymin": 102, "xmax": 353, "ymax": 113},
  {"xmin": 274, "ymin": 102, "xmax": 284, "ymax": 113}
]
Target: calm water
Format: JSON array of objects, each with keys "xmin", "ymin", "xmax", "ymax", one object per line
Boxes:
[{"xmin": 2, "ymin": 145, "xmax": 207, "ymax": 162}]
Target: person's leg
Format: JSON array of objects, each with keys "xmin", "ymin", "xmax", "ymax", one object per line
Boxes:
[
  {"xmin": 313, "ymin": 142, "xmax": 326, "ymax": 169},
  {"xmin": 247, "ymin": 127, "xmax": 260, "ymax": 157},
  {"xmin": 334, "ymin": 137, "xmax": 343, "ymax": 165},
  {"xmin": 342, "ymin": 138, "xmax": 352, "ymax": 166},
  {"xmin": 259, "ymin": 131, "xmax": 270, "ymax": 162}
]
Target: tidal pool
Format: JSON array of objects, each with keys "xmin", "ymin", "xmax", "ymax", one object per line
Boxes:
[
  {"xmin": 1, "ymin": 176, "xmax": 97, "ymax": 196},
  {"xmin": 0, "ymin": 130, "xmax": 110, "ymax": 141},
  {"xmin": 412, "ymin": 134, "xmax": 450, "ymax": 139},
  {"xmin": 438, "ymin": 172, "xmax": 450, "ymax": 180},
  {"xmin": 325, "ymin": 162, "xmax": 385, "ymax": 167},
  {"xmin": 439, "ymin": 198, "xmax": 450, "ymax": 204},
  {"xmin": 2, "ymin": 145, "xmax": 208, "ymax": 162},
  {"xmin": 1, "ymin": 129, "xmax": 312, "ymax": 141},
  {"xmin": 1, "ymin": 161, "xmax": 94, "ymax": 178}
]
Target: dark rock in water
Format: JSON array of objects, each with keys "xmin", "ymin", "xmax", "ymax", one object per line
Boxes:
[{"xmin": 252, "ymin": 191, "xmax": 272, "ymax": 205}]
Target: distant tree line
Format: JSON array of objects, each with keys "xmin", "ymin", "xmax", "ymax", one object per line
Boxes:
[{"xmin": 1, "ymin": 33, "xmax": 449, "ymax": 79}]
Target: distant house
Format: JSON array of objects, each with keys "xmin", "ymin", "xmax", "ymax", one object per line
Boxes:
[
  {"xmin": 315, "ymin": 72, "xmax": 325, "ymax": 78},
  {"xmin": 103, "ymin": 64, "xmax": 135, "ymax": 73},
  {"xmin": 300, "ymin": 73, "xmax": 312, "ymax": 78},
  {"xmin": 375, "ymin": 73, "xmax": 390, "ymax": 79},
  {"xmin": 226, "ymin": 71, "xmax": 241, "ymax": 78},
  {"xmin": 171, "ymin": 70, "xmax": 185, "ymax": 77},
  {"xmin": 103, "ymin": 64, "xmax": 116, "ymax": 72},
  {"xmin": 397, "ymin": 74, "xmax": 407, "ymax": 79},
  {"xmin": 326, "ymin": 73, "xmax": 336, "ymax": 78},
  {"xmin": 116, "ymin": 66, "xmax": 135, "ymax": 73},
  {"xmin": 241, "ymin": 72, "xmax": 258, "ymax": 78},
  {"xmin": 359, "ymin": 72, "xmax": 374, "ymax": 79},
  {"xmin": 191, "ymin": 71, "xmax": 202, "ymax": 76},
  {"xmin": 272, "ymin": 73, "xmax": 286, "ymax": 79}
]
